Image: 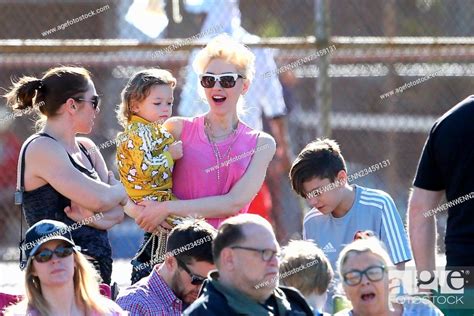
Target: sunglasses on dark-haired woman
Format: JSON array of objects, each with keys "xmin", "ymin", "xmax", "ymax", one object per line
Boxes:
[{"xmin": 72, "ymin": 95, "xmax": 101, "ymax": 112}]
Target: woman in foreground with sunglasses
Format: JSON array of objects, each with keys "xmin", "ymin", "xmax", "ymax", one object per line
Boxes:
[
  {"xmin": 131, "ymin": 33, "xmax": 276, "ymax": 232},
  {"xmin": 4, "ymin": 66, "xmax": 128, "ymax": 284},
  {"xmin": 335, "ymin": 237, "xmax": 443, "ymax": 316},
  {"xmin": 4, "ymin": 220, "xmax": 125, "ymax": 316}
]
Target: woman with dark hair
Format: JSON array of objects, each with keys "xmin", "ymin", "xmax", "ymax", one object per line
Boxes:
[{"xmin": 4, "ymin": 66, "xmax": 128, "ymax": 284}]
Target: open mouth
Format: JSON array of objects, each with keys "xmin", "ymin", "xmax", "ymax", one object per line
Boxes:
[
  {"xmin": 361, "ymin": 292, "xmax": 376, "ymax": 302},
  {"xmin": 212, "ymin": 95, "xmax": 226, "ymax": 104}
]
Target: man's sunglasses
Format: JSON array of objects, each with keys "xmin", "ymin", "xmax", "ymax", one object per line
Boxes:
[
  {"xmin": 176, "ymin": 258, "xmax": 206, "ymax": 285},
  {"xmin": 72, "ymin": 96, "xmax": 101, "ymax": 111},
  {"xmin": 199, "ymin": 73, "xmax": 245, "ymax": 89},
  {"xmin": 34, "ymin": 246, "xmax": 75, "ymax": 263}
]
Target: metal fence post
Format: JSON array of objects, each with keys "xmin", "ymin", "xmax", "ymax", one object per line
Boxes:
[{"xmin": 315, "ymin": 0, "xmax": 331, "ymax": 137}]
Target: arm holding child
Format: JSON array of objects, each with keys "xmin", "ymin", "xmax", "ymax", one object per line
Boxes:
[{"xmin": 63, "ymin": 137, "xmax": 125, "ymax": 230}]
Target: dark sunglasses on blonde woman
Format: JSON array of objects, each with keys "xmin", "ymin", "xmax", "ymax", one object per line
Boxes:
[
  {"xmin": 199, "ymin": 73, "xmax": 245, "ymax": 88},
  {"xmin": 34, "ymin": 246, "xmax": 75, "ymax": 263}
]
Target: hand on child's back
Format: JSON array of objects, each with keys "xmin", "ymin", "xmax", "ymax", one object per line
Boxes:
[
  {"xmin": 108, "ymin": 170, "xmax": 121, "ymax": 186},
  {"xmin": 169, "ymin": 141, "xmax": 183, "ymax": 160}
]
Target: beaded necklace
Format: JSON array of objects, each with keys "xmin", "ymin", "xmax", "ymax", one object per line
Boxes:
[{"xmin": 204, "ymin": 116, "xmax": 239, "ymax": 185}]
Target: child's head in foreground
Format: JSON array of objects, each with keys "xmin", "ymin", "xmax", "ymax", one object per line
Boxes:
[
  {"xmin": 289, "ymin": 138, "xmax": 349, "ymax": 215},
  {"xmin": 117, "ymin": 68, "xmax": 176, "ymax": 127},
  {"xmin": 279, "ymin": 240, "xmax": 333, "ymax": 312}
]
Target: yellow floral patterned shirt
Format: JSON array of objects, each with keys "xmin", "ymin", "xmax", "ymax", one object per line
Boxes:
[{"xmin": 116, "ymin": 115, "xmax": 176, "ymax": 203}]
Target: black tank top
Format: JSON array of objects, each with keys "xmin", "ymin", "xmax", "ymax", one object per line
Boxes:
[{"xmin": 22, "ymin": 133, "xmax": 111, "ymax": 260}]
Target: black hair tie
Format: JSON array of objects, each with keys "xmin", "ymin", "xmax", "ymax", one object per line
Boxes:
[{"xmin": 35, "ymin": 79, "xmax": 43, "ymax": 91}]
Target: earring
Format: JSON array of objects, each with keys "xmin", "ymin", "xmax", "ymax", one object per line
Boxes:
[{"xmin": 31, "ymin": 276, "xmax": 40, "ymax": 288}]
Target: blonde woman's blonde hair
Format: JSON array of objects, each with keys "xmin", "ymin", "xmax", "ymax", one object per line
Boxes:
[
  {"xmin": 337, "ymin": 237, "xmax": 394, "ymax": 278},
  {"xmin": 193, "ymin": 33, "xmax": 256, "ymax": 83},
  {"xmin": 116, "ymin": 68, "xmax": 176, "ymax": 127},
  {"xmin": 280, "ymin": 240, "xmax": 334, "ymax": 295},
  {"xmin": 5, "ymin": 250, "xmax": 117, "ymax": 316},
  {"xmin": 192, "ymin": 34, "xmax": 256, "ymax": 117}
]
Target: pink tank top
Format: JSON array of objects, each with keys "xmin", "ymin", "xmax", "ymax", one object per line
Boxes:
[{"xmin": 173, "ymin": 115, "xmax": 259, "ymax": 228}]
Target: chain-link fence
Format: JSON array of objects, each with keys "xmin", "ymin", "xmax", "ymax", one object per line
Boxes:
[{"xmin": 1, "ymin": 0, "xmax": 473, "ymax": 287}]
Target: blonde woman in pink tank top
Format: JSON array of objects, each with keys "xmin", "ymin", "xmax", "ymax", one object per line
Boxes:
[{"xmin": 130, "ymin": 34, "xmax": 276, "ymax": 231}]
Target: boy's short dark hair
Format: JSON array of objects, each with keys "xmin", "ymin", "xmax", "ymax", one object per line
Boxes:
[
  {"xmin": 289, "ymin": 138, "xmax": 347, "ymax": 198},
  {"xmin": 166, "ymin": 220, "xmax": 217, "ymax": 265}
]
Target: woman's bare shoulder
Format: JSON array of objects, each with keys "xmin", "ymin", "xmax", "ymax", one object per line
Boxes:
[
  {"xmin": 76, "ymin": 136, "xmax": 97, "ymax": 149},
  {"xmin": 25, "ymin": 135, "xmax": 64, "ymax": 158},
  {"xmin": 163, "ymin": 116, "xmax": 190, "ymax": 140},
  {"xmin": 256, "ymin": 131, "xmax": 276, "ymax": 151},
  {"xmin": 164, "ymin": 116, "xmax": 192, "ymax": 127}
]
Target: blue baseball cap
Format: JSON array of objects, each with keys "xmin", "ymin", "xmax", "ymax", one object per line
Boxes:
[{"xmin": 21, "ymin": 220, "xmax": 76, "ymax": 265}]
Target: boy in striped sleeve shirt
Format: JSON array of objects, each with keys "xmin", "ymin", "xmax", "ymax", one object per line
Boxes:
[{"xmin": 289, "ymin": 138, "xmax": 412, "ymax": 273}]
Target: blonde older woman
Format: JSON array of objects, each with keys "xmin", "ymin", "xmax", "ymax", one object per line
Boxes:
[
  {"xmin": 4, "ymin": 220, "xmax": 125, "ymax": 316},
  {"xmin": 335, "ymin": 237, "xmax": 443, "ymax": 316}
]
